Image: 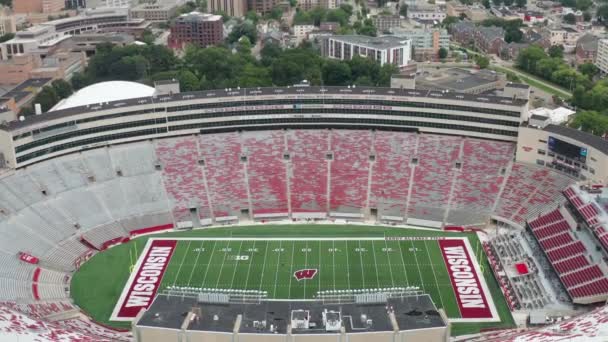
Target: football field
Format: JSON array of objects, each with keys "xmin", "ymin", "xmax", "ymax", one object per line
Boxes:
[
  {"xmin": 111, "ymin": 236, "xmax": 499, "ymax": 323},
  {"xmin": 71, "ymin": 225, "xmax": 514, "ymax": 336}
]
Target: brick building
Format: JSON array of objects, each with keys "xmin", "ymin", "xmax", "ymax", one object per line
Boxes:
[{"xmin": 169, "ymin": 12, "xmax": 223, "ymax": 49}]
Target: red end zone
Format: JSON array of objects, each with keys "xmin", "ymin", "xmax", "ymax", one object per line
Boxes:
[
  {"xmin": 438, "ymin": 239, "xmax": 497, "ymax": 321},
  {"xmin": 111, "ymin": 239, "xmax": 177, "ymax": 321}
]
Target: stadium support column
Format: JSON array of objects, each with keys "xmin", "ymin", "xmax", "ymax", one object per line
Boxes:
[
  {"xmin": 284, "ymin": 130, "xmax": 292, "ymax": 219},
  {"xmin": 326, "ymin": 130, "xmax": 333, "ymax": 215}
]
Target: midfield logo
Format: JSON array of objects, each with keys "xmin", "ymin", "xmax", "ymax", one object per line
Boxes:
[{"xmin": 294, "ymin": 269, "xmax": 318, "ymax": 281}]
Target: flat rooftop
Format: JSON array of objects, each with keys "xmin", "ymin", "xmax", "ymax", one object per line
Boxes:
[
  {"xmin": 328, "ymin": 35, "xmax": 409, "ymax": 49},
  {"xmin": 416, "ymin": 68, "xmax": 501, "ymax": 92},
  {"xmin": 137, "ymin": 294, "xmax": 445, "ymax": 334}
]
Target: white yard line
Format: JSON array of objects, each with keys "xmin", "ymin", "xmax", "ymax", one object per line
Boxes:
[
  {"xmin": 423, "ymin": 240, "xmax": 445, "ymax": 309},
  {"xmin": 383, "ymin": 239, "xmax": 395, "ymax": 287},
  {"xmin": 257, "ymin": 241, "xmax": 269, "ymax": 293},
  {"xmin": 200, "ymin": 240, "xmax": 217, "ymax": 287},
  {"xmin": 344, "ymin": 240, "xmax": 351, "ymax": 290},
  {"xmin": 409, "ymin": 240, "xmax": 426, "ymax": 289},
  {"xmin": 370, "ymin": 240, "xmax": 381, "ymax": 288},
  {"xmin": 332, "ymin": 240, "xmax": 336, "ymax": 290},
  {"xmin": 229, "ymin": 241, "xmax": 244, "ymax": 289},
  {"xmin": 243, "ymin": 240, "xmax": 257, "ymax": 290},
  {"xmin": 287, "ymin": 242, "xmax": 295, "ymax": 299},
  {"xmin": 184, "ymin": 240, "xmax": 206, "ymax": 291},
  {"xmin": 357, "ymin": 240, "xmax": 366, "ymax": 288},
  {"xmin": 396, "ymin": 240, "xmax": 410, "ymax": 285},
  {"xmin": 304, "ymin": 241, "xmax": 309, "ymax": 299},
  {"xmin": 172, "ymin": 241, "xmax": 192, "ymax": 287},
  {"xmin": 214, "ymin": 241, "xmax": 231, "ymax": 288},
  {"xmin": 318, "ymin": 240, "xmax": 322, "ymax": 293},
  {"xmin": 272, "ymin": 241, "xmax": 283, "ymax": 297}
]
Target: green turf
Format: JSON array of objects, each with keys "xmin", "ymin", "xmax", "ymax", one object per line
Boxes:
[{"xmin": 70, "ymin": 225, "xmax": 515, "ymax": 335}]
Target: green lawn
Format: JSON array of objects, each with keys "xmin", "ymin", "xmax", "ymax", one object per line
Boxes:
[{"xmin": 70, "ymin": 225, "xmax": 515, "ymax": 335}]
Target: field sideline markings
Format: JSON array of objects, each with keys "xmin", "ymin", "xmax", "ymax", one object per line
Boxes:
[
  {"xmin": 200, "ymin": 240, "xmax": 217, "ymax": 287},
  {"xmin": 423, "ymin": 239, "xmax": 446, "ymax": 310},
  {"xmin": 243, "ymin": 240, "xmax": 257, "ymax": 290},
  {"xmin": 172, "ymin": 241, "xmax": 192, "ymax": 287},
  {"xmin": 383, "ymin": 239, "xmax": 395, "ymax": 287},
  {"xmin": 272, "ymin": 241, "xmax": 282, "ymax": 297},
  {"xmin": 214, "ymin": 241, "xmax": 231, "ymax": 288},
  {"xmin": 256, "ymin": 241, "xmax": 269, "ymax": 293},
  {"xmin": 396, "ymin": 240, "xmax": 410, "ymax": 285},
  {"xmin": 370, "ymin": 240, "xmax": 382, "ymax": 288},
  {"xmin": 229, "ymin": 241, "xmax": 244, "ymax": 289},
  {"xmin": 357, "ymin": 240, "xmax": 366, "ymax": 288}
]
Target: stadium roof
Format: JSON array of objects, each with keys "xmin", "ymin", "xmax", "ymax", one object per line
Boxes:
[
  {"xmin": 544, "ymin": 124, "xmax": 608, "ymax": 155},
  {"xmin": 50, "ymin": 81, "xmax": 156, "ymax": 112}
]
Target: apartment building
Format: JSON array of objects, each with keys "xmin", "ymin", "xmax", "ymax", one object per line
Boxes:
[{"xmin": 169, "ymin": 12, "xmax": 223, "ymax": 49}]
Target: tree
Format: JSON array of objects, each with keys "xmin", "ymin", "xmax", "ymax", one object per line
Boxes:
[
  {"xmin": 575, "ymin": 0, "xmax": 592, "ymax": 11},
  {"xmin": 438, "ymin": 47, "xmax": 448, "ymax": 59},
  {"xmin": 261, "ymin": 42, "xmax": 282, "ymax": 66},
  {"xmin": 482, "ymin": 0, "xmax": 491, "ymax": 8},
  {"xmin": 322, "ymin": 60, "xmax": 351, "ymax": 85},
  {"xmin": 475, "ymin": 55, "xmax": 490, "ymax": 69},
  {"xmin": 399, "ymin": 4, "xmax": 408, "ymax": 16},
  {"xmin": 569, "ymin": 111, "xmax": 608, "ymax": 136},
  {"xmin": 51, "ymin": 79, "xmax": 73, "ymax": 99},
  {"xmin": 563, "ymin": 13, "xmax": 576, "ymax": 24},
  {"xmin": 505, "ymin": 28, "xmax": 523, "ymax": 43},
  {"xmin": 583, "ymin": 12, "xmax": 591, "ymax": 21},
  {"xmin": 442, "ymin": 16, "xmax": 460, "ymax": 29},
  {"xmin": 548, "ymin": 44, "xmax": 564, "ymax": 58},
  {"xmin": 599, "ymin": 5, "xmax": 608, "ymax": 25},
  {"xmin": 245, "ymin": 10, "xmax": 260, "ymax": 24},
  {"xmin": 33, "ymin": 86, "xmax": 59, "ymax": 113},
  {"xmin": 0, "ymin": 33, "xmax": 14, "ymax": 43},
  {"xmin": 228, "ymin": 21, "xmax": 257, "ymax": 44},
  {"xmin": 19, "ymin": 107, "xmax": 34, "ymax": 117},
  {"xmin": 70, "ymin": 72, "xmax": 90, "ymax": 91},
  {"xmin": 492, "ymin": 0, "xmax": 501, "ymax": 6},
  {"xmin": 503, "ymin": 0, "xmax": 514, "ymax": 6},
  {"xmin": 177, "ymin": 70, "xmax": 200, "ymax": 91},
  {"xmin": 515, "ymin": 0, "xmax": 526, "ymax": 7},
  {"xmin": 579, "ymin": 62, "xmax": 599, "ymax": 78}
]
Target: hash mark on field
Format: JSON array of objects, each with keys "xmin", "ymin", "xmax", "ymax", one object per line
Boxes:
[
  {"xmin": 172, "ymin": 241, "xmax": 192, "ymax": 287},
  {"xmin": 370, "ymin": 241, "xmax": 381, "ymax": 288},
  {"xmin": 215, "ymin": 241, "xmax": 231, "ymax": 288},
  {"xmin": 229, "ymin": 241, "xmax": 244, "ymax": 289},
  {"xmin": 357, "ymin": 241, "xmax": 366, "ymax": 288},
  {"xmin": 243, "ymin": 240, "xmax": 257, "ymax": 290},
  {"xmin": 424, "ymin": 240, "xmax": 446, "ymax": 309},
  {"xmin": 272, "ymin": 241, "xmax": 282, "ymax": 297},
  {"xmin": 257, "ymin": 241, "xmax": 269, "ymax": 293},
  {"xmin": 201, "ymin": 241, "xmax": 217, "ymax": 287}
]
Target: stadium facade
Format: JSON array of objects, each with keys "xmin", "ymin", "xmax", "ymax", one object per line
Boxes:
[{"xmin": 0, "ymin": 81, "xmax": 608, "ymax": 341}]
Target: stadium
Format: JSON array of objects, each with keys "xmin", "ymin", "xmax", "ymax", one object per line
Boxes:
[{"xmin": 0, "ymin": 80, "xmax": 607, "ymax": 341}]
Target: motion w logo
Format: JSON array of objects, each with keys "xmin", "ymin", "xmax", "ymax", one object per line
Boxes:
[{"xmin": 294, "ymin": 269, "xmax": 318, "ymax": 281}]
